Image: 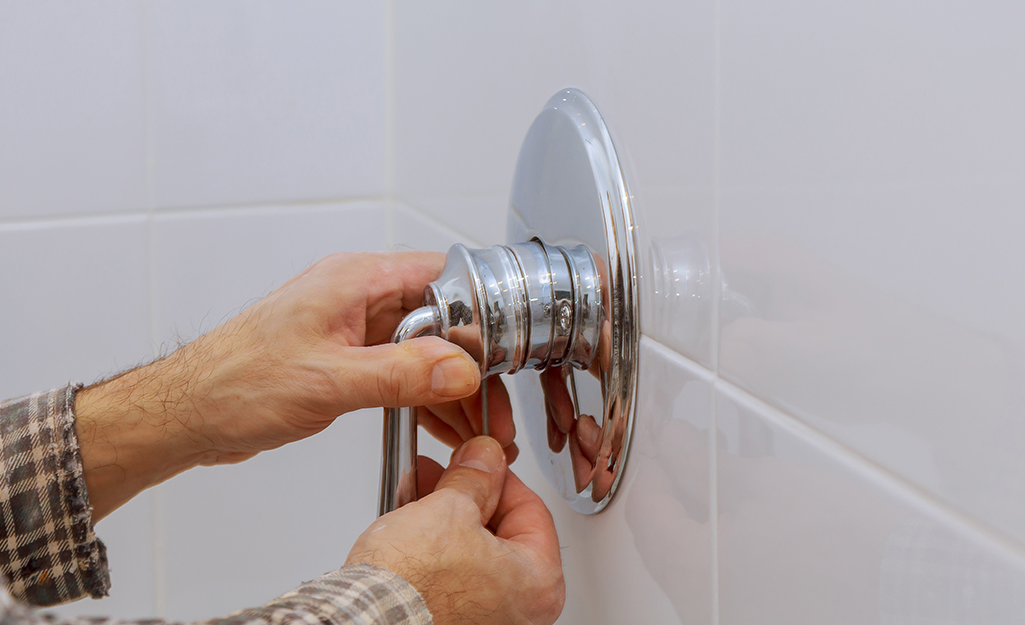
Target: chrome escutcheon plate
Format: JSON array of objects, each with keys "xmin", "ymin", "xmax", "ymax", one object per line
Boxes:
[{"xmin": 507, "ymin": 88, "xmax": 639, "ymax": 514}]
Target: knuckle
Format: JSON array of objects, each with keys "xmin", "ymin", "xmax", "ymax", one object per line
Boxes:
[
  {"xmin": 445, "ymin": 481, "xmax": 488, "ymax": 519},
  {"xmin": 375, "ymin": 357, "xmax": 409, "ymax": 405},
  {"xmin": 398, "ymin": 342, "xmax": 435, "ymax": 386},
  {"xmin": 535, "ymin": 569, "xmax": 566, "ymax": 620}
]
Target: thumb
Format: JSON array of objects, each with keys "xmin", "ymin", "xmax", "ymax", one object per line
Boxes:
[
  {"xmin": 341, "ymin": 336, "xmax": 480, "ymax": 409},
  {"xmin": 435, "ymin": 436, "xmax": 508, "ymax": 525}
]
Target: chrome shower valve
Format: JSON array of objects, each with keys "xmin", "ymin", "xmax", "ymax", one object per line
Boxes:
[
  {"xmin": 426, "ymin": 239, "xmax": 603, "ymax": 376},
  {"xmin": 379, "ymin": 88, "xmax": 639, "ymax": 517},
  {"xmin": 379, "ymin": 239, "xmax": 605, "ymax": 515}
]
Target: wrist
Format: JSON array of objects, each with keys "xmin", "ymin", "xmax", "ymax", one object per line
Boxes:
[{"xmin": 74, "ymin": 351, "xmax": 211, "ymax": 521}]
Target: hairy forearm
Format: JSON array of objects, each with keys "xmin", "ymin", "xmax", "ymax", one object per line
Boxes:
[{"xmin": 74, "ymin": 347, "xmax": 215, "ymax": 521}]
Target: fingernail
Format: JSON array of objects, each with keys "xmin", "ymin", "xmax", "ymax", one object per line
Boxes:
[
  {"xmin": 457, "ymin": 437, "xmax": 504, "ymax": 473},
  {"xmin": 431, "ymin": 354, "xmax": 477, "ymax": 397}
]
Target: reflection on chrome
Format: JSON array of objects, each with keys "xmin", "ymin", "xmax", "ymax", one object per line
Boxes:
[{"xmin": 379, "ymin": 239, "xmax": 611, "ymax": 515}]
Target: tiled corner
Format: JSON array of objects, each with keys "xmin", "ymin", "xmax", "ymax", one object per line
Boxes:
[
  {"xmin": 718, "ymin": 0, "xmax": 1025, "ymax": 546},
  {"xmin": 0, "ymin": 3, "xmax": 147, "ymax": 220},
  {"xmin": 512, "ymin": 338, "xmax": 715, "ymax": 624},
  {"xmin": 395, "ymin": 195, "xmax": 505, "ymax": 250},
  {"xmin": 393, "ymin": 0, "xmax": 716, "ymax": 366},
  {"xmin": 390, "ymin": 202, "xmax": 479, "ymax": 252},
  {"xmin": 0, "ymin": 217, "xmax": 151, "ymax": 399},
  {"xmin": 717, "ymin": 383, "xmax": 1025, "ymax": 624},
  {"xmin": 151, "ymin": 203, "xmax": 386, "ymax": 346},
  {"xmin": 160, "ymin": 409, "xmax": 382, "ymax": 621},
  {"xmin": 148, "ymin": 0, "xmax": 386, "ymax": 209}
]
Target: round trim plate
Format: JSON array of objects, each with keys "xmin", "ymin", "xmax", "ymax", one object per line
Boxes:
[{"xmin": 507, "ymin": 88, "xmax": 639, "ymax": 514}]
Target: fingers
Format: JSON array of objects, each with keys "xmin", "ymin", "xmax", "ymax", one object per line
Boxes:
[
  {"xmin": 541, "ymin": 367, "xmax": 575, "ymax": 436},
  {"xmin": 316, "ymin": 251, "xmax": 446, "ymax": 311},
  {"xmin": 339, "ymin": 336, "xmax": 480, "ymax": 409},
  {"xmin": 420, "ymin": 376, "xmax": 516, "ymax": 449},
  {"xmin": 489, "ymin": 470, "xmax": 561, "ymax": 565},
  {"xmin": 488, "ymin": 469, "xmax": 567, "ymax": 624},
  {"xmin": 505, "ymin": 442, "xmax": 520, "ymax": 464},
  {"xmin": 417, "ymin": 455, "xmax": 445, "ymax": 495},
  {"xmin": 434, "ymin": 436, "xmax": 508, "ymax": 525},
  {"xmin": 466, "ymin": 376, "xmax": 516, "ymax": 445},
  {"xmin": 417, "ymin": 411, "xmax": 466, "ymax": 448},
  {"xmin": 358, "ymin": 252, "xmax": 448, "ymax": 344},
  {"xmin": 363, "ymin": 251, "xmax": 448, "ymax": 311}
]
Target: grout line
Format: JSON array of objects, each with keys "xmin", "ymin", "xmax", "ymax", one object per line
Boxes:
[
  {"xmin": 383, "ymin": 0, "xmax": 396, "ymax": 251},
  {"xmin": 711, "ymin": 3, "xmax": 722, "ymax": 622},
  {"xmin": 0, "ymin": 213, "xmax": 151, "ymax": 234},
  {"xmin": 392, "ymin": 201, "xmax": 484, "ymax": 248},
  {"xmin": 152, "ymin": 486, "xmax": 166, "ymax": 617},
  {"xmin": 642, "ymin": 334, "xmax": 1025, "ymax": 568},
  {"xmin": 0, "ymin": 197, "xmax": 391, "ymax": 229},
  {"xmin": 709, "ymin": 380, "xmax": 720, "ymax": 625},
  {"xmin": 147, "ymin": 208, "xmax": 165, "ymax": 619},
  {"xmin": 0, "ymin": 198, "xmax": 393, "ymax": 231},
  {"xmin": 384, "ymin": 0, "xmax": 395, "ymax": 202},
  {"xmin": 385, "ymin": 202, "xmax": 397, "ymax": 251},
  {"xmin": 717, "ymin": 379, "xmax": 1025, "ymax": 568},
  {"xmin": 140, "ymin": 0, "xmax": 166, "ymax": 616},
  {"xmin": 710, "ymin": 0, "xmax": 722, "ymax": 381},
  {"xmin": 641, "ymin": 335, "xmax": 715, "ymax": 381}
]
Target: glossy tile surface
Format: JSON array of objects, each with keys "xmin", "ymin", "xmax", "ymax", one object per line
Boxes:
[
  {"xmin": 718, "ymin": 1, "xmax": 1025, "ymax": 544},
  {"xmin": 508, "ymin": 338, "xmax": 715, "ymax": 624},
  {"xmin": 149, "ymin": 1, "xmax": 385, "ymax": 209},
  {"xmin": 0, "ymin": 218, "xmax": 151, "ymax": 399},
  {"xmin": 393, "ymin": 0, "xmax": 716, "ymax": 365},
  {"xmin": 717, "ymin": 384, "xmax": 1025, "ymax": 624},
  {"xmin": 152, "ymin": 203, "xmax": 385, "ymax": 344},
  {"xmin": 391, "ymin": 203, "xmax": 477, "ymax": 253},
  {"xmin": 0, "ymin": 3, "xmax": 147, "ymax": 219},
  {"xmin": 159, "ymin": 413, "xmax": 381, "ymax": 621}
]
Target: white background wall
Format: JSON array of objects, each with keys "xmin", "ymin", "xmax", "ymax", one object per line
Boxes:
[{"xmin": 3, "ymin": 2, "xmax": 1025, "ymax": 623}]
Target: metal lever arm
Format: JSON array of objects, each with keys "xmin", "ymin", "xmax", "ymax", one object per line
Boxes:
[{"xmin": 378, "ymin": 305, "xmax": 441, "ymax": 516}]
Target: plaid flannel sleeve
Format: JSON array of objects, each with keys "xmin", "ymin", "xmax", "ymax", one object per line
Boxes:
[
  {"xmin": 0, "ymin": 564, "xmax": 432, "ymax": 625},
  {"xmin": 0, "ymin": 385, "xmax": 433, "ymax": 624},
  {"xmin": 0, "ymin": 384, "xmax": 109, "ymax": 606}
]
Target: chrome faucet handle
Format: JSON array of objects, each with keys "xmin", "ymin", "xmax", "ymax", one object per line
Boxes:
[{"xmin": 378, "ymin": 239, "xmax": 603, "ymax": 515}]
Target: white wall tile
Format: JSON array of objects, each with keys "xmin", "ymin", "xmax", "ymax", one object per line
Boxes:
[
  {"xmin": 152, "ymin": 203, "xmax": 386, "ymax": 345},
  {"xmin": 391, "ymin": 202, "xmax": 479, "ymax": 252},
  {"xmin": 0, "ymin": 217, "xmax": 151, "ymax": 400},
  {"xmin": 159, "ymin": 412, "xmax": 381, "ymax": 621},
  {"xmin": 148, "ymin": 1, "xmax": 385, "ymax": 209},
  {"xmin": 393, "ymin": 1, "xmax": 716, "ymax": 364},
  {"xmin": 0, "ymin": 3, "xmax": 147, "ymax": 220},
  {"xmin": 0, "ymin": 217, "xmax": 154, "ymax": 620},
  {"xmin": 504, "ymin": 338, "xmax": 714, "ymax": 624},
  {"xmin": 718, "ymin": 0, "xmax": 1025, "ymax": 545},
  {"xmin": 717, "ymin": 384, "xmax": 1025, "ymax": 624}
]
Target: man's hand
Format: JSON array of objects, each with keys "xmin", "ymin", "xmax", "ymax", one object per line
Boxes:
[
  {"xmin": 346, "ymin": 436, "xmax": 565, "ymax": 625},
  {"xmin": 75, "ymin": 252, "xmax": 514, "ymax": 520}
]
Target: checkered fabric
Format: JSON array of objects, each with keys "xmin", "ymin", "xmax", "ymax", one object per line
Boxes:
[
  {"xmin": 0, "ymin": 384, "xmax": 109, "ymax": 606},
  {"xmin": 0, "ymin": 565, "xmax": 432, "ymax": 625},
  {"xmin": 0, "ymin": 385, "xmax": 433, "ymax": 624}
]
